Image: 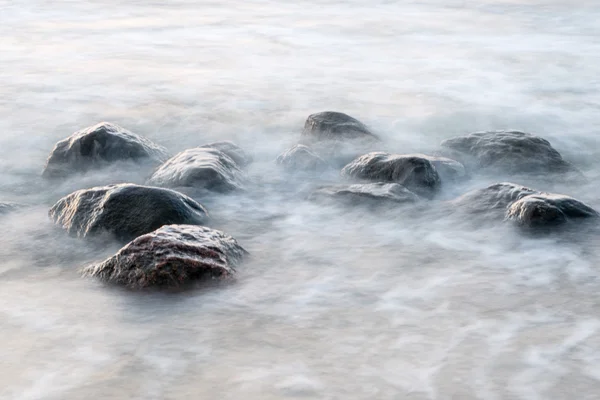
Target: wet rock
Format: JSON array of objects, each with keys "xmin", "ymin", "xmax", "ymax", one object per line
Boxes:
[
  {"xmin": 49, "ymin": 184, "xmax": 208, "ymax": 242},
  {"xmin": 200, "ymin": 141, "xmax": 252, "ymax": 168},
  {"xmin": 302, "ymin": 111, "xmax": 378, "ymax": 142},
  {"xmin": 42, "ymin": 122, "xmax": 169, "ymax": 178},
  {"xmin": 276, "ymin": 144, "xmax": 328, "ymax": 172},
  {"xmin": 451, "ymin": 182, "xmax": 538, "ymax": 215},
  {"xmin": 341, "ymin": 152, "xmax": 441, "ymax": 198},
  {"xmin": 506, "ymin": 193, "xmax": 598, "ymax": 228},
  {"xmin": 147, "ymin": 147, "xmax": 244, "ymax": 192},
  {"xmin": 82, "ymin": 224, "xmax": 247, "ymax": 289},
  {"xmin": 308, "ymin": 182, "xmax": 421, "ymax": 207},
  {"xmin": 440, "ymin": 130, "xmax": 578, "ymax": 176},
  {"xmin": 414, "ymin": 154, "xmax": 467, "ymax": 181}
]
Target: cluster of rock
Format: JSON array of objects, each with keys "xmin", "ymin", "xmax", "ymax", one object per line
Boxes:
[{"xmin": 11, "ymin": 112, "xmax": 593, "ymax": 289}]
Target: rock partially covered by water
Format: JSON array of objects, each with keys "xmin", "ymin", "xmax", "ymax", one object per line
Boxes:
[
  {"xmin": 440, "ymin": 130, "xmax": 577, "ymax": 176},
  {"xmin": 50, "ymin": 184, "xmax": 208, "ymax": 242},
  {"xmin": 451, "ymin": 182, "xmax": 538, "ymax": 215},
  {"xmin": 308, "ymin": 182, "xmax": 421, "ymax": 207},
  {"xmin": 341, "ymin": 152, "xmax": 441, "ymax": 198},
  {"xmin": 302, "ymin": 111, "xmax": 378, "ymax": 142},
  {"xmin": 276, "ymin": 144, "xmax": 328, "ymax": 172},
  {"xmin": 414, "ymin": 154, "xmax": 467, "ymax": 181},
  {"xmin": 200, "ymin": 141, "xmax": 253, "ymax": 168},
  {"xmin": 82, "ymin": 225, "xmax": 247, "ymax": 289},
  {"xmin": 42, "ymin": 122, "xmax": 169, "ymax": 178},
  {"xmin": 506, "ymin": 193, "xmax": 598, "ymax": 228},
  {"xmin": 147, "ymin": 148, "xmax": 244, "ymax": 192}
]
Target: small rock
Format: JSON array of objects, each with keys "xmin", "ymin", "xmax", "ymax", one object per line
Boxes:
[
  {"xmin": 440, "ymin": 130, "xmax": 578, "ymax": 176},
  {"xmin": 276, "ymin": 144, "xmax": 328, "ymax": 172},
  {"xmin": 42, "ymin": 122, "xmax": 169, "ymax": 178},
  {"xmin": 49, "ymin": 184, "xmax": 208, "ymax": 241},
  {"xmin": 200, "ymin": 141, "xmax": 253, "ymax": 168},
  {"xmin": 147, "ymin": 147, "xmax": 244, "ymax": 192},
  {"xmin": 82, "ymin": 224, "xmax": 247, "ymax": 289},
  {"xmin": 341, "ymin": 152, "xmax": 441, "ymax": 198},
  {"xmin": 451, "ymin": 182, "xmax": 538, "ymax": 215},
  {"xmin": 506, "ymin": 193, "xmax": 598, "ymax": 228},
  {"xmin": 308, "ymin": 182, "xmax": 421, "ymax": 207},
  {"xmin": 302, "ymin": 111, "xmax": 378, "ymax": 142}
]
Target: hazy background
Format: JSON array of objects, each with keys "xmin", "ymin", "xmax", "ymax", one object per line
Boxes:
[{"xmin": 1, "ymin": 1, "xmax": 600, "ymax": 399}]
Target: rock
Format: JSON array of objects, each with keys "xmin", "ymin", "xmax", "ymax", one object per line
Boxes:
[
  {"xmin": 82, "ymin": 224, "xmax": 247, "ymax": 289},
  {"xmin": 451, "ymin": 182, "xmax": 538, "ymax": 215},
  {"xmin": 302, "ymin": 111, "xmax": 378, "ymax": 142},
  {"xmin": 49, "ymin": 184, "xmax": 208, "ymax": 242},
  {"xmin": 308, "ymin": 182, "xmax": 421, "ymax": 207},
  {"xmin": 200, "ymin": 141, "xmax": 252, "ymax": 168},
  {"xmin": 440, "ymin": 130, "xmax": 577, "ymax": 176},
  {"xmin": 276, "ymin": 144, "xmax": 328, "ymax": 172},
  {"xmin": 506, "ymin": 193, "xmax": 598, "ymax": 228},
  {"xmin": 42, "ymin": 122, "xmax": 169, "ymax": 178},
  {"xmin": 413, "ymin": 154, "xmax": 467, "ymax": 181},
  {"xmin": 147, "ymin": 147, "xmax": 244, "ymax": 192},
  {"xmin": 341, "ymin": 152, "xmax": 441, "ymax": 198}
]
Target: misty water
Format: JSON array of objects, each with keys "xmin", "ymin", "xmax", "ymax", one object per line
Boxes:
[{"xmin": 2, "ymin": 1, "xmax": 600, "ymax": 399}]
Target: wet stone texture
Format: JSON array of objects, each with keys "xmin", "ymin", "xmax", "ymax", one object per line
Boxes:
[
  {"xmin": 147, "ymin": 147, "xmax": 245, "ymax": 192},
  {"xmin": 49, "ymin": 184, "xmax": 208, "ymax": 242},
  {"xmin": 199, "ymin": 141, "xmax": 253, "ymax": 168},
  {"xmin": 276, "ymin": 144, "xmax": 328, "ymax": 172},
  {"xmin": 82, "ymin": 224, "xmax": 248, "ymax": 289},
  {"xmin": 308, "ymin": 182, "xmax": 421, "ymax": 207},
  {"xmin": 302, "ymin": 111, "xmax": 379, "ymax": 142},
  {"xmin": 341, "ymin": 152, "xmax": 441, "ymax": 199},
  {"xmin": 42, "ymin": 122, "xmax": 169, "ymax": 178}
]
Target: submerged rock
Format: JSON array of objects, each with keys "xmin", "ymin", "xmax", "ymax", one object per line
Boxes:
[
  {"xmin": 82, "ymin": 224, "xmax": 247, "ymax": 289},
  {"xmin": 147, "ymin": 147, "xmax": 244, "ymax": 192},
  {"xmin": 440, "ymin": 130, "xmax": 578, "ymax": 176},
  {"xmin": 341, "ymin": 152, "xmax": 441, "ymax": 198},
  {"xmin": 276, "ymin": 144, "xmax": 328, "ymax": 172},
  {"xmin": 308, "ymin": 182, "xmax": 421, "ymax": 207},
  {"xmin": 413, "ymin": 154, "xmax": 467, "ymax": 181},
  {"xmin": 0, "ymin": 202, "xmax": 21, "ymax": 215},
  {"xmin": 506, "ymin": 193, "xmax": 598, "ymax": 228},
  {"xmin": 302, "ymin": 111, "xmax": 378, "ymax": 142},
  {"xmin": 452, "ymin": 182, "xmax": 598, "ymax": 229},
  {"xmin": 200, "ymin": 141, "xmax": 253, "ymax": 168},
  {"xmin": 42, "ymin": 122, "xmax": 169, "ymax": 178},
  {"xmin": 49, "ymin": 184, "xmax": 208, "ymax": 242}
]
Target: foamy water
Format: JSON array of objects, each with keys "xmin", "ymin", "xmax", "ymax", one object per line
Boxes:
[{"xmin": 2, "ymin": 1, "xmax": 600, "ymax": 399}]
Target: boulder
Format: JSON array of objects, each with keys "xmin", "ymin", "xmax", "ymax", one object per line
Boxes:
[
  {"xmin": 308, "ymin": 182, "xmax": 421, "ymax": 207},
  {"xmin": 42, "ymin": 122, "xmax": 169, "ymax": 178},
  {"xmin": 440, "ymin": 130, "xmax": 578, "ymax": 176},
  {"xmin": 341, "ymin": 152, "xmax": 441, "ymax": 198},
  {"xmin": 451, "ymin": 182, "xmax": 538, "ymax": 215},
  {"xmin": 506, "ymin": 193, "xmax": 598, "ymax": 228},
  {"xmin": 302, "ymin": 111, "xmax": 378, "ymax": 142},
  {"xmin": 147, "ymin": 147, "xmax": 244, "ymax": 192},
  {"xmin": 276, "ymin": 144, "xmax": 328, "ymax": 172},
  {"xmin": 82, "ymin": 224, "xmax": 247, "ymax": 289},
  {"xmin": 200, "ymin": 141, "xmax": 252, "ymax": 168},
  {"xmin": 49, "ymin": 184, "xmax": 208, "ymax": 242},
  {"xmin": 412, "ymin": 154, "xmax": 467, "ymax": 181}
]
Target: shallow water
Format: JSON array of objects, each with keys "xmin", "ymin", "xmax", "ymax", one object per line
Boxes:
[{"xmin": 2, "ymin": 1, "xmax": 600, "ymax": 399}]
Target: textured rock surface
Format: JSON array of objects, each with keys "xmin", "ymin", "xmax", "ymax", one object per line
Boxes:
[
  {"xmin": 308, "ymin": 182, "xmax": 421, "ymax": 207},
  {"xmin": 147, "ymin": 147, "xmax": 244, "ymax": 192},
  {"xmin": 341, "ymin": 152, "xmax": 441, "ymax": 198},
  {"xmin": 451, "ymin": 182, "xmax": 538, "ymax": 214},
  {"xmin": 42, "ymin": 122, "xmax": 169, "ymax": 178},
  {"xmin": 50, "ymin": 184, "xmax": 208, "ymax": 241},
  {"xmin": 200, "ymin": 141, "xmax": 253, "ymax": 168},
  {"xmin": 276, "ymin": 144, "xmax": 328, "ymax": 172},
  {"xmin": 413, "ymin": 154, "xmax": 467, "ymax": 181},
  {"xmin": 82, "ymin": 225, "xmax": 247, "ymax": 289},
  {"xmin": 506, "ymin": 193, "xmax": 598, "ymax": 228},
  {"xmin": 440, "ymin": 130, "xmax": 577, "ymax": 175},
  {"xmin": 302, "ymin": 111, "xmax": 378, "ymax": 142}
]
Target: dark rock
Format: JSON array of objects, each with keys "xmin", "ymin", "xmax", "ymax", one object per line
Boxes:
[
  {"xmin": 302, "ymin": 111, "xmax": 378, "ymax": 142},
  {"xmin": 341, "ymin": 152, "xmax": 441, "ymax": 198},
  {"xmin": 276, "ymin": 144, "xmax": 328, "ymax": 172},
  {"xmin": 413, "ymin": 154, "xmax": 467, "ymax": 181},
  {"xmin": 506, "ymin": 193, "xmax": 598, "ymax": 228},
  {"xmin": 440, "ymin": 130, "xmax": 578, "ymax": 176},
  {"xmin": 82, "ymin": 224, "xmax": 247, "ymax": 289},
  {"xmin": 451, "ymin": 182, "xmax": 538, "ymax": 215},
  {"xmin": 42, "ymin": 122, "xmax": 169, "ymax": 178},
  {"xmin": 49, "ymin": 184, "xmax": 208, "ymax": 242},
  {"xmin": 147, "ymin": 147, "xmax": 244, "ymax": 192},
  {"xmin": 200, "ymin": 141, "xmax": 252, "ymax": 168},
  {"xmin": 308, "ymin": 183, "xmax": 421, "ymax": 207}
]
